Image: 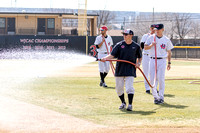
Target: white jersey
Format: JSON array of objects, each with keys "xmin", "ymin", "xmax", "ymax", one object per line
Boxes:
[
  {"xmin": 140, "ymin": 33, "xmax": 152, "ymax": 54},
  {"xmin": 145, "ymin": 35, "xmax": 174, "ymax": 58},
  {"xmin": 94, "ymin": 35, "xmax": 113, "ymax": 54}
]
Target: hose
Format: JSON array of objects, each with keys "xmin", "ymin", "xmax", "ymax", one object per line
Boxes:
[{"xmin": 98, "ymin": 59, "xmax": 154, "ymax": 88}]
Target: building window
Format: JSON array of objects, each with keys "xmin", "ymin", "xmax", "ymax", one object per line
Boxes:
[
  {"xmin": 0, "ymin": 18, "xmax": 6, "ymax": 28},
  {"xmin": 47, "ymin": 18, "xmax": 55, "ymax": 29}
]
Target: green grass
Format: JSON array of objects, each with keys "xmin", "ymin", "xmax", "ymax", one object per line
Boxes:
[
  {"xmin": 1, "ymin": 59, "xmax": 200, "ymax": 128},
  {"xmin": 3, "ymin": 76, "xmax": 200, "ymax": 128}
]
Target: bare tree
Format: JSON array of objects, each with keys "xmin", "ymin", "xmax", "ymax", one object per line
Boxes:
[
  {"xmin": 129, "ymin": 13, "xmax": 153, "ymax": 38},
  {"xmin": 87, "ymin": 18, "xmax": 91, "ymax": 35},
  {"xmin": 173, "ymin": 13, "xmax": 192, "ymax": 44},
  {"xmin": 190, "ymin": 20, "xmax": 200, "ymax": 40},
  {"xmin": 158, "ymin": 13, "xmax": 176, "ymax": 39},
  {"xmin": 96, "ymin": 10, "xmax": 115, "ymax": 32}
]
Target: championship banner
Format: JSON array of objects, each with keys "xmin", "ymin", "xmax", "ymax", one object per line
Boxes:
[
  {"xmin": 0, "ymin": 35, "xmax": 86, "ymax": 53},
  {"xmin": 0, "ymin": 35, "xmax": 138, "ymax": 56}
]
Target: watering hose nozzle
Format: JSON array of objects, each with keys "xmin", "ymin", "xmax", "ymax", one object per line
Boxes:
[{"xmin": 96, "ymin": 58, "xmax": 100, "ymax": 61}]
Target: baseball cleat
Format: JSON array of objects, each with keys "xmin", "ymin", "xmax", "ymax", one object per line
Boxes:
[
  {"xmin": 154, "ymin": 98, "xmax": 159, "ymax": 104},
  {"xmin": 159, "ymin": 99, "xmax": 164, "ymax": 104},
  {"xmin": 102, "ymin": 83, "xmax": 107, "ymax": 87},
  {"xmin": 154, "ymin": 99, "xmax": 164, "ymax": 104},
  {"xmin": 146, "ymin": 90, "xmax": 150, "ymax": 94},
  {"xmin": 119, "ymin": 103, "xmax": 126, "ymax": 110},
  {"xmin": 126, "ymin": 104, "xmax": 132, "ymax": 111},
  {"xmin": 99, "ymin": 81, "xmax": 103, "ymax": 86}
]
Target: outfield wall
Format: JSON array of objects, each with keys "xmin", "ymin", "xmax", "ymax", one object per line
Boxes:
[
  {"xmin": 0, "ymin": 35, "xmax": 199, "ymax": 58},
  {"xmin": 172, "ymin": 47, "xmax": 200, "ymax": 58},
  {"xmin": 0, "ymin": 35, "xmax": 86, "ymax": 53},
  {"xmin": 0, "ymin": 35, "xmax": 137, "ymax": 55}
]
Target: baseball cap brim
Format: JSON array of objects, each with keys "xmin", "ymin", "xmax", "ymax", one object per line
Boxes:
[{"xmin": 121, "ymin": 29, "xmax": 134, "ymax": 35}]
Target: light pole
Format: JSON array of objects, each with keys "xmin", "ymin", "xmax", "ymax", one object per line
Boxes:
[{"xmin": 152, "ymin": 7, "xmax": 155, "ymax": 23}]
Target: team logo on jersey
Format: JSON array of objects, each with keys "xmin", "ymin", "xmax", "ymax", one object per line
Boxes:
[
  {"xmin": 160, "ymin": 44, "xmax": 166, "ymax": 49},
  {"xmin": 121, "ymin": 45, "xmax": 125, "ymax": 48},
  {"xmin": 108, "ymin": 42, "xmax": 110, "ymax": 46}
]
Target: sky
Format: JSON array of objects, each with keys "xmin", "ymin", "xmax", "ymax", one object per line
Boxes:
[{"xmin": 0, "ymin": 0, "xmax": 200, "ymax": 13}]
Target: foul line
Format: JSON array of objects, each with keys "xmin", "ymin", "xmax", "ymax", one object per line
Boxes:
[{"xmin": 134, "ymin": 78, "xmax": 200, "ymax": 84}]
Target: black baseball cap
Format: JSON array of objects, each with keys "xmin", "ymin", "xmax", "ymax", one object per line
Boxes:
[
  {"xmin": 150, "ymin": 24, "xmax": 156, "ymax": 28},
  {"xmin": 155, "ymin": 24, "xmax": 164, "ymax": 30},
  {"xmin": 121, "ymin": 29, "xmax": 134, "ymax": 35}
]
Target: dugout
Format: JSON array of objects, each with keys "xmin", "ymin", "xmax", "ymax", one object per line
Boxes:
[{"xmin": 0, "ymin": 8, "xmax": 98, "ymax": 36}]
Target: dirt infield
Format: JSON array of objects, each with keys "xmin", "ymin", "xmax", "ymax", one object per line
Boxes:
[
  {"xmin": 0, "ymin": 59, "xmax": 200, "ymax": 132},
  {"xmin": 0, "ymin": 95, "xmax": 106, "ymax": 133},
  {"xmin": 0, "ymin": 94, "xmax": 199, "ymax": 133},
  {"xmin": 0, "ymin": 95, "xmax": 199, "ymax": 133}
]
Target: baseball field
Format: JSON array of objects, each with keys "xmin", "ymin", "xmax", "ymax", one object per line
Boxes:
[{"xmin": 0, "ymin": 54, "xmax": 200, "ymax": 132}]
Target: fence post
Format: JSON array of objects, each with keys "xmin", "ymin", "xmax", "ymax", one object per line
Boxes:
[
  {"xmin": 186, "ymin": 48, "xmax": 188, "ymax": 59},
  {"xmin": 86, "ymin": 35, "xmax": 88, "ymax": 55}
]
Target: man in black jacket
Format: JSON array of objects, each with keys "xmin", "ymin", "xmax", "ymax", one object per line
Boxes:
[{"xmin": 101, "ymin": 29, "xmax": 142, "ymax": 111}]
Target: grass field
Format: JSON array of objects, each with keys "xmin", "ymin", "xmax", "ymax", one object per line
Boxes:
[{"xmin": 1, "ymin": 59, "xmax": 200, "ymax": 130}]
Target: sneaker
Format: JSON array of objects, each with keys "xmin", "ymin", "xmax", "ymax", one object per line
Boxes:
[
  {"xmin": 146, "ymin": 90, "xmax": 150, "ymax": 94},
  {"xmin": 102, "ymin": 83, "xmax": 107, "ymax": 87},
  {"xmin": 127, "ymin": 104, "xmax": 132, "ymax": 111},
  {"xmin": 99, "ymin": 81, "xmax": 103, "ymax": 87},
  {"xmin": 154, "ymin": 98, "xmax": 159, "ymax": 104},
  {"xmin": 119, "ymin": 103, "xmax": 126, "ymax": 110}
]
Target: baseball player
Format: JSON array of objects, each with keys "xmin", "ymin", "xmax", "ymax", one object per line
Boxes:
[
  {"xmin": 140, "ymin": 24, "xmax": 155, "ymax": 94},
  {"xmin": 144, "ymin": 24, "xmax": 174, "ymax": 104},
  {"xmin": 101, "ymin": 29, "xmax": 142, "ymax": 111},
  {"xmin": 94, "ymin": 25, "xmax": 113, "ymax": 87}
]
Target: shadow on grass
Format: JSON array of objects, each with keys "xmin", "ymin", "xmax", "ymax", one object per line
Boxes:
[
  {"xmin": 104, "ymin": 86, "xmax": 115, "ymax": 89},
  {"xmin": 164, "ymin": 94, "xmax": 175, "ymax": 98},
  {"xmin": 120, "ymin": 110, "xmax": 156, "ymax": 115},
  {"xmin": 159, "ymin": 102, "xmax": 188, "ymax": 109}
]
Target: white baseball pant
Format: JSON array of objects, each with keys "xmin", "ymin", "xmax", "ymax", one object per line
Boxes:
[
  {"xmin": 115, "ymin": 76, "xmax": 135, "ymax": 96},
  {"xmin": 98, "ymin": 53, "xmax": 110, "ymax": 73},
  {"xmin": 142, "ymin": 54, "xmax": 150, "ymax": 91},
  {"xmin": 149, "ymin": 58, "xmax": 166, "ymax": 100}
]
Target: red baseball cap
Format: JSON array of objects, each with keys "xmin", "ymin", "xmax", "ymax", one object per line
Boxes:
[{"xmin": 100, "ymin": 26, "xmax": 108, "ymax": 31}]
